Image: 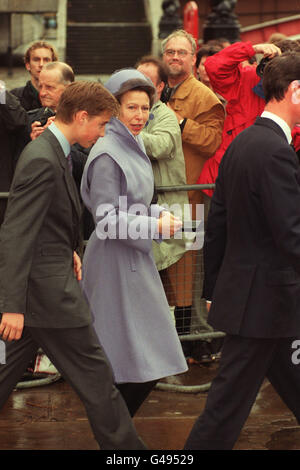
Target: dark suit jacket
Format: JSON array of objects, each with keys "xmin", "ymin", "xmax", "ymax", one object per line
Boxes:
[
  {"xmin": 0, "ymin": 128, "xmax": 92, "ymax": 328},
  {"xmin": 204, "ymin": 117, "xmax": 300, "ymax": 338}
]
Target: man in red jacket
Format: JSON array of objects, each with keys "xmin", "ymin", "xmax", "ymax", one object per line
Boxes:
[{"xmin": 198, "ymin": 39, "xmax": 300, "ymax": 197}]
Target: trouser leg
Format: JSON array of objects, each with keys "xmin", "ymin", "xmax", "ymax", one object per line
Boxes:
[
  {"xmin": 0, "ymin": 329, "xmax": 38, "ymax": 409},
  {"xmin": 184, "ymin": 335, "xmax": 279, "ymax": 450},
  {"xmin": 116, "ymin": 380, "xmax": 158, "ymax": 417},
  {"xmin": 28, "ymin": 325, "xmax": 146, "ymax": 450}
]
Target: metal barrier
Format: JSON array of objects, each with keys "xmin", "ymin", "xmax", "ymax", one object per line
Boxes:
[
  {"xmin": 1, "ymin": 184, "xmax": 224, "ymax": 392},
  {"xmin": 155, "ymin": 183, "xmax": 225, "ymax": 393}
]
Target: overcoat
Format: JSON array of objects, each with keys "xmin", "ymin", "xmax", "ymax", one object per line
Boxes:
[
  {"xmin": 81, "ymin": 117, "xmax": 188, "ymax": 383},
  {"xmin": 204, "ymin": 117, "xmax": 300, "ymax": 338}
]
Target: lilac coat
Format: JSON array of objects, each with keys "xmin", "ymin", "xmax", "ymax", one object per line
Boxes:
[{"xmin": 80, "ymin": 118, "xmax": 187, "ymax": 383}]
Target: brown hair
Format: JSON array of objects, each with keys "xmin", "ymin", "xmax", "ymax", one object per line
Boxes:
[
  {"xmin": 55, "ymin": 81, "xmax": 119, "ymax": 124},
  {"xmin": 274, "ymin": 39, "xmax": 300, "ymax": 54},
  {"xmin": 263, "ymin": 52, "xmax": 300, "ymax": 103},
  {"xmin": 135, "ymin": 55, "xmax": 168, "ymax": 84},
  {"xmin": 24, "ymin": 40, "xmax": 58, "ymax": 63},
  {"xmin": 196, "ymin": 44, "xmax": 222, "ymax": 68}
]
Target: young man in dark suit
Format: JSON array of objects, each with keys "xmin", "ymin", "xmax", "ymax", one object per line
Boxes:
[
  {"xmin": 0, "ymin": 81, "xmax": 146, "ymax": 450},
  {"xmin": 184, "ymin": 52, "xmax": 300, "ymax": 450}
]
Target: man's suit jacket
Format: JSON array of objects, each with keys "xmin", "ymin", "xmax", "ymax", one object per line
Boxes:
[
  {"xmin": 0, "ymin": 128, "xmax": 92, "ymax": 328},
  {"xmin": 204, "ymin": 117, "xmax": 300, "ymax": 338}
]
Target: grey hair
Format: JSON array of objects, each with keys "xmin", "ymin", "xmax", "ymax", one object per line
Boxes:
[
  {"xmin": 42, "ymin": 61, "xmax": 75, "ymax": 85},
  {"xmin": 161, "ymin": 29, "xmax": 197, "ymax": 55}
]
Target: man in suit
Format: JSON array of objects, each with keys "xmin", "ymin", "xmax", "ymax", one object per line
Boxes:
[
  {"xmin": 0, "ymin": 81, "xmax": 145, "ymax": 450},
  {"xmin": 184, "ymin": 52, "xmax": 300, "ymax": 450}
]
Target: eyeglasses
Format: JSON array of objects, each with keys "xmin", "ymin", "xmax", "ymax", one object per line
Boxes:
[{"xmin": 164, "ymin": 49, "xmax": 192, "ymax": 58}]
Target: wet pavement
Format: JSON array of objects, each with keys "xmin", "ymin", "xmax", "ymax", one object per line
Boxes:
[{"xmin": 0, "ymin": 361, "xmax": 298, "ymax": 450}]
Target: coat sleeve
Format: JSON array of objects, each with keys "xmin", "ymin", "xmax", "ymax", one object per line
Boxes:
[
  {"xmin": 202, "ymin": 158, "xmax": 227, "ymax": 300},
  {"xmin": 141, "ymin": 107, "xmax": 181, "ymax": 161},
  {"xmin": 0, "ymin": 91, "xmax": 29, "ymax": 132},
  {"xmin": 182, "ymin": 102, "xmax": 225, "ymax": 156},
  {"xmin": 86, "ymin": 154, "xmax": 161, "ymax": 254},
  {"xmin": 204, "ymin": 41, "xmax": 256, "ymax": 100},
  {"xmin": 0, "ymin": 148, "xmax": 56, "ymax": 313}
]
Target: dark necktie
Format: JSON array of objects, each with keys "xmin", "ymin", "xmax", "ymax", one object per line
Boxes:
[{"xmin": 66, "ymin": 153, "xmax": 73, "ymax": 174}]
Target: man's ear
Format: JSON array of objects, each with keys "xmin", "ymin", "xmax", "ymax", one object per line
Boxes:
[
  {"xmin": 157, "ymin": 81, "xmax": 165, "ymax": 96},
  {"xmin": 290, "ymin": 80, "xmax": 300, "ymax": 105},
  {"xmin": 74, "ymin": 110, "xmax": 89, "ymax": 124},
  {"xmin": 25, "ymin": 62, "xmax": 31, "ymax": 73}
]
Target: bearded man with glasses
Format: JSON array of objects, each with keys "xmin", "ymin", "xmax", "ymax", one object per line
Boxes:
[{"xmin": 161, "ymin": 30, "xmax": 225, "ymax": 359}]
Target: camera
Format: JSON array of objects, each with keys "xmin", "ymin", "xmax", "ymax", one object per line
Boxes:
[
  {"xmin": 39, "ymin": 107, "xmax": 55, "ymax": 126},
  {"xmin": 256, "ymin": 57, "xmax": 271, "ymax": 78}
]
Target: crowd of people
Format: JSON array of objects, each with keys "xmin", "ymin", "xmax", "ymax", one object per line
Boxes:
[{"xmin": 1, "ymin": 28, "xmax": 300, "ymax": 449}]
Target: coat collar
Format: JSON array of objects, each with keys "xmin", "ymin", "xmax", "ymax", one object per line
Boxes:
[
  {"xmin": 106, "ymin": 117, "xmax": 146, "ymax": 154},
  {"xmin": 254, "ymin": 116, "xmax": 291, "ymax": 143},
  {"xmin": 169, "ymin": 74, "xmax": 196, "ymax": 100}
]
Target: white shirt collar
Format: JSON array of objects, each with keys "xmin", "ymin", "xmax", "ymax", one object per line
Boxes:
[{"xmin": 261, "ymin": 111, "xmax": 292, "ymax": 144}]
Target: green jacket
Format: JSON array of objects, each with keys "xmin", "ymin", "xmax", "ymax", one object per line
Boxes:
[{"xmin": 141, "ymin": 100, "xmax": 190, "ymax": 271}]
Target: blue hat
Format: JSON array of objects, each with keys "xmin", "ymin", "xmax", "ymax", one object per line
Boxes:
[{"xmin": 104, "ymin": 68, "xmax": 156, "ymax": 106}]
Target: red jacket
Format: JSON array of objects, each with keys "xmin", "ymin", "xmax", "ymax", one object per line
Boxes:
[{"xmin": 198, "ymin": 41, "xmax": 300, "ymax": 196}]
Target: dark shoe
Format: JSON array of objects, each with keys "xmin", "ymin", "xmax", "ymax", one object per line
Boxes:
[{"xmin": 189, "ymin": 340, "xmax": 213, "ymax": 363}]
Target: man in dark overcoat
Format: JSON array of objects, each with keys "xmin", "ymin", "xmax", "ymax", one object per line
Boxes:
[{"xmin": 185, "ymin": 52, "xmax": 300, "ymax": 450}]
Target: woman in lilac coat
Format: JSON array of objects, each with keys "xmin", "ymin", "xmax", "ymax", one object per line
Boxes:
[{"xmin": 81, "ymin": 69, "xmax": 187, "ymax": 416}]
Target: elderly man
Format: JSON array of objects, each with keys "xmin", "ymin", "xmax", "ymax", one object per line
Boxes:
[
  {"xmin": 161, "ymin": 29, "xmax": 225, "ymax": 349},
  {"xmin": 11, "ymin": 40, "xmax": 58, "ymax": 111},
  {"xmin": 28, "ymin": 61, "xmax": 75, "ymax": 137}
]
